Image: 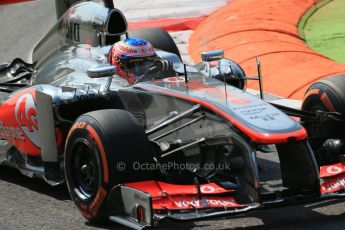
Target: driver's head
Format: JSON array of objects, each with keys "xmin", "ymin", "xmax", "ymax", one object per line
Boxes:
[{"xmin": 109, "ymin": 38, "xmax": 158, "ymax": 84}]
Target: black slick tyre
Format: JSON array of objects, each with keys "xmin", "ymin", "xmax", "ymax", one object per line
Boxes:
[
  {"xmin": 64, "ymin": 109, "xmax": 154, "ymax": 222},
  {"xmin": 302, "ymin": 75, "xmax": 345, "ymax": 165}
]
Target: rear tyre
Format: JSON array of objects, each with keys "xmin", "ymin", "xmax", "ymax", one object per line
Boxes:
[
  {"xmin": 128, "ymin": 28, "xmax": 181, "ymax": 59},
  {"xmin": 302, "ymin": 75, "xmax": 345, "ymax": 165},
  {"xmin": 64, "ymin": 109, "xmax": 154, "ymax": 222}
]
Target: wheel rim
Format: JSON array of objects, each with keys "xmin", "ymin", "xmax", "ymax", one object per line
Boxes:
[{"xmin": 72, "ymin": 141, "xmax": 99, "ymax": 200}]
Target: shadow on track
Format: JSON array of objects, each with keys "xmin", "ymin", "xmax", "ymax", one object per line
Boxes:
[
  {"xmin": 0, "ymin": 165, "xmax": 70, "ymax": 200},
  {"xmin": 1, "ymin": 165, "xmax": 345, "ymax": 230}
]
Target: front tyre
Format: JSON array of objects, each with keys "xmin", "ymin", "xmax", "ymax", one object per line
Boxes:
[
  {"xmin": 302, "ymin": 75, "xmax": 345, "ymax": 165},
  {"xmin": 64, "ymin": 109, "xmax": 154, "ymax": 222}
]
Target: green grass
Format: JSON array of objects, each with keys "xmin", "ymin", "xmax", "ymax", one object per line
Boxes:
[{"xmin": 299, "ymin": 0, "xmax": 345, "ymax": 64}]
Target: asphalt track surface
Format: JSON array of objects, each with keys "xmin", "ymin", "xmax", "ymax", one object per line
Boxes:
[{"xmin": 1, "ymin": 1, "xmax": 345, "ymax": 230}]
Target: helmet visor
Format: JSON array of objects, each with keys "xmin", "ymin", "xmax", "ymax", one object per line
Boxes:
[
  {"xmin": 121, "ymin": 56, "xmax": 156, "ymax": 80},
  {"xmin": 128, "ymin": 60, "xmax": 154, "ymax": 75}
]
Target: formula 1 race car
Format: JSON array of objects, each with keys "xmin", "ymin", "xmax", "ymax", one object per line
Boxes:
[{"xmin": 1, "ymin": 1, "xmax": 345, "ymax": 229}]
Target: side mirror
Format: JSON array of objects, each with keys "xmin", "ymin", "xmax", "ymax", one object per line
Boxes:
[
  {"xmin": 201, "ymin": 50, "xmax": 224, "ymax": 62},
  {"xmin": 211, "ymin": 58, "xmax": 247, "ymax": 90},
  {"xmin": 87, "ymin": 65, "xmax": 116, "ymax": 78},
  {"xmin": 200, "ymin": 50, "xmax": 224, "ymax": 77}
]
